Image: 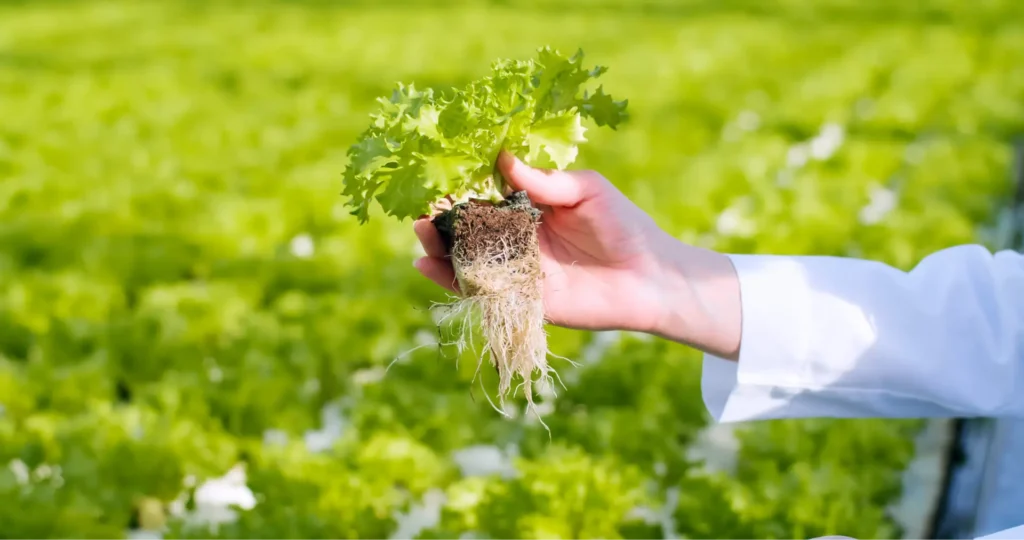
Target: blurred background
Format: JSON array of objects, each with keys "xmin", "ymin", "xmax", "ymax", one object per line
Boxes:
[{"xmin": 2, "ymin": 0, "xmax": 1024, "ymax": 538}]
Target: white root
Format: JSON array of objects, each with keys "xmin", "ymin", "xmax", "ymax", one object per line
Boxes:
[
  {"xmin": 426, "ymin": 208, "xmax": 560, "ymax": 432},
  {"xmin": 453, "ymin": 247, "xmax": 552, "ymax": 412}
]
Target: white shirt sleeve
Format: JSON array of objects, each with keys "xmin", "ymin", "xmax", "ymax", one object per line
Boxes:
[{"xmin": 701, "ymin": 244, "xmax": 1024, "ymax": 423}]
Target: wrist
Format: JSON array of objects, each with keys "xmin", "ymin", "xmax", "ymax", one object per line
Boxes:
[{"xmin": 650, "ymin": 237, "xmax": 742, "ymax": 360}]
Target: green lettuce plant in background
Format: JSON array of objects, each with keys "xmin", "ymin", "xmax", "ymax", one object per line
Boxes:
[{"xmin": 1, "ymin": 0, "xmax": 1022, "ymax": 538}]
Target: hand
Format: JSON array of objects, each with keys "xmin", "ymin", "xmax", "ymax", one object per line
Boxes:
[{"xmin": 413, "ymin": 152, "xmax": 742, "ymax": 359}]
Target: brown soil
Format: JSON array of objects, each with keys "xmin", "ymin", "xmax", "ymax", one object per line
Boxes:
[
  {"xmin": 429, "ymin": 191, "xmax": 552, "ymax": 422},
  {"xmin": 432, "ymin": 191, "xmax": 541, "ymax": 267}
]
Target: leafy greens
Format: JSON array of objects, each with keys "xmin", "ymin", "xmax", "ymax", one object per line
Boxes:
[{"xmin": 341, "ymin": 47, "xmax": 628, "ymax": 222}]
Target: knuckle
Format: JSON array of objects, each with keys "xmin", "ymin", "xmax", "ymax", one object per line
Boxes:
[{"xmin": 575, "ymin": 169, "xmax": 612, "ymax": 193}]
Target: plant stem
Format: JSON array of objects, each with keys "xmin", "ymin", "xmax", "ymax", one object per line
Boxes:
[{"xmin": 491, "ymin": 120, "xmax": 513, "ymax": 197}]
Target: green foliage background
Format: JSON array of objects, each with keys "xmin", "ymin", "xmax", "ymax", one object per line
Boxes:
[{"xmin": 1, "ymin": 0, "xmax": 1023, "ymax": 538}]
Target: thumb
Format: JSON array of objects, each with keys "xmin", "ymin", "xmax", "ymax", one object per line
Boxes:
[{"xmin": 497, "ymin": 151, "xmax": 594, "ymax": 207}]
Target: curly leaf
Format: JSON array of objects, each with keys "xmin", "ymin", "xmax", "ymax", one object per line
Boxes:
[
  {"xmin": 340, "ymin": 47, "xmax": 628, "ymax": 223},
  {"xmin": 526, "ymin": 112, "xmax": 588, "ymax": 169}
]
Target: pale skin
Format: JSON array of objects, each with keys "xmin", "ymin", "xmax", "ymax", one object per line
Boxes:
[{"xmin": 413, "ymin": 151, "xmax": 744, "ymax": 361}]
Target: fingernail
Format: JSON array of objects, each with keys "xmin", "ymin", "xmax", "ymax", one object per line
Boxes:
[{"xmin": 497, "ymin": 151, "xmax": 514, "ymax": 168}]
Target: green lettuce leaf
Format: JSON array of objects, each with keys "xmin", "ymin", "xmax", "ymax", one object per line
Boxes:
[{"xmin": 340, "ymin": 46, "xmax": 629, "ymax": 223}]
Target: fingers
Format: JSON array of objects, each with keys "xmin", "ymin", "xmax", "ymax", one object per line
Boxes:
[
  {"xmin": 413, "ymin": 217, "xmax": 459, "ymax": 293},
  {"xmin": 497, "ymin": 151, "xmax": 603, "ymax": 208},
  {"xmin": 414, "ymin": 256, "xmax": 459, "ymax": 293},
  {"xmin": 414, "ymin": 217, "xmax": 447, "ymax": 258}
]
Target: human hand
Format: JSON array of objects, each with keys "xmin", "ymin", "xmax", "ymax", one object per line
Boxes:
[{"xmin": 413, "ymin": 152, "xmax": 742, "ymax": 359}]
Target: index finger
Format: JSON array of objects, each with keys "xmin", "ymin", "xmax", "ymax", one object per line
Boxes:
[{"xmin": 414, "ymin": 218, "xmax": 448, "ymax": 258}]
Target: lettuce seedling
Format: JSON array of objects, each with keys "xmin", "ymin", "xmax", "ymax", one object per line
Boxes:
[{"xmin": 341, "ymin": 46, "xmax": 627, "ymax": 420}]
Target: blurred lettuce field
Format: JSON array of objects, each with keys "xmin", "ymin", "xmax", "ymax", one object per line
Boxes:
[{"xmin": 2, "ymin": 0, "xmax": 1024, "ymax": 538}]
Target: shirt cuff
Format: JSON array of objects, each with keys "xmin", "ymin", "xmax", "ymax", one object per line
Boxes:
[
  {"xmin": 701, "ymin": 350, "xmax": 956, "ymax": 422},
  {"xmin": 700, "ymin": 254, "xmax": 970, "ymax": 422},
  {"xmin": 701, "ymin": 254, "xmax": 814, "ymax": 422}
]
